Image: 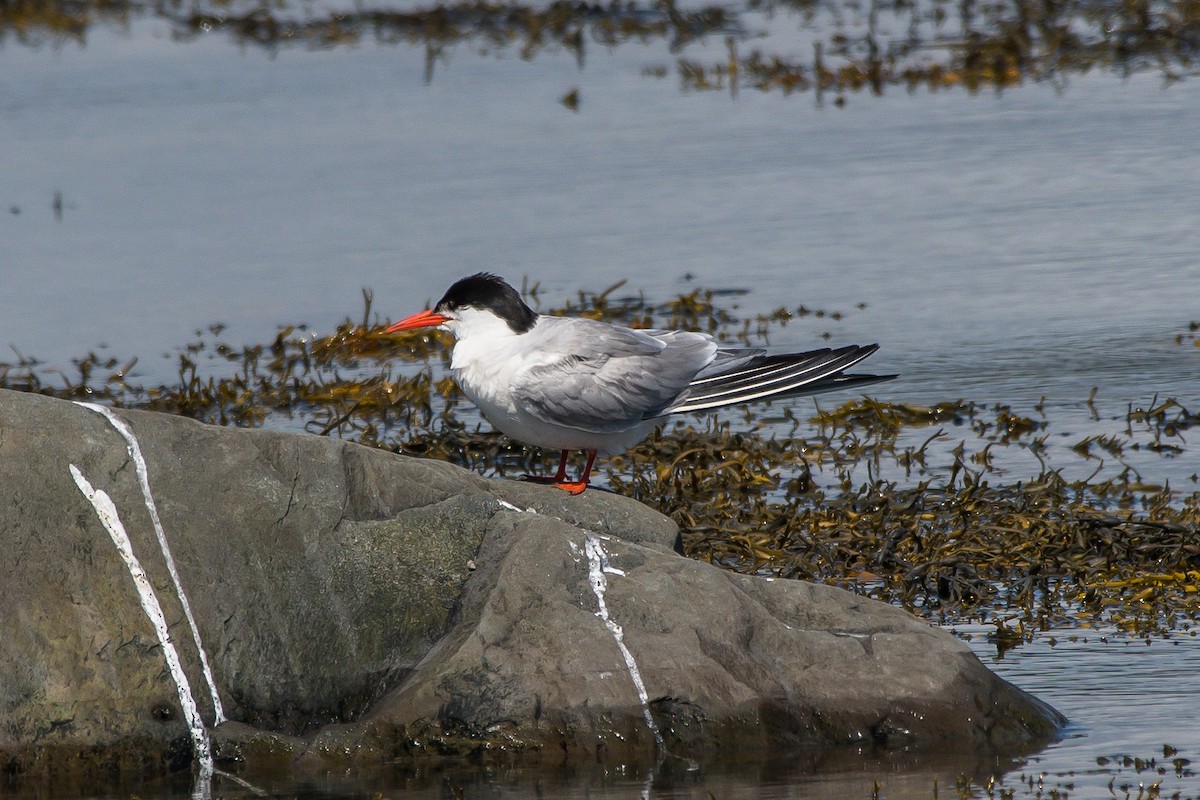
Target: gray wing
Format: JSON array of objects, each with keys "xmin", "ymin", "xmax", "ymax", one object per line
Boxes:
[{"xmin": 511, "ymin": 320, "xmax": 717, "ymax": 433}]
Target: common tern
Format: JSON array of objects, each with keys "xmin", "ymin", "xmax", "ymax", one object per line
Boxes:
[{"xmin": 387, "ymin": 273, "xmax": 894, "ymax": 494}]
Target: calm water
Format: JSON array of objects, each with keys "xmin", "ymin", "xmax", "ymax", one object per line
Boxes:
[
  {"xmin": 3, "ymin": 2, "xmax": 1199, "ymax": 797},
  {"xmin": 4, "ymin": 11, "xmax": 1198, "ymax": 400}
]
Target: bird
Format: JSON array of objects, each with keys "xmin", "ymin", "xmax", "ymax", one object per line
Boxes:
[{"xmin": 386, "ymin": 273, "xmax": 894, "ymax": 494}]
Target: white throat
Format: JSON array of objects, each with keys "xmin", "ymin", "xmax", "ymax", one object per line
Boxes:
[{"xmin": 444, "ymin": 307, "xmax": 527, "ymax": 366}]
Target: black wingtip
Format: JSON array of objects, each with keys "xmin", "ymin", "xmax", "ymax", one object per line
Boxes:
[{"xmin": 665, "ymin": 343, "xmax": 894, "ymax": 413}]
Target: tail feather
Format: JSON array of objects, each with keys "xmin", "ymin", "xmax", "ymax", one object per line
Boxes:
[
  {"xmin": 663, "ymin": 343, "xmax": 893, "ymax": 414},
  {"xmin": 687, "ymin": 345, "xmax": 865, "ymax": 396},
  {"xmin": 688, "ymin": 350, "xmax": 835, "ymax": 387}
]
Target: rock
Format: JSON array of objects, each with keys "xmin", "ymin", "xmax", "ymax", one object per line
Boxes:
[
  {"xmin": 362, "ymin": 511, "xmax": 1060, "ymax": 758},
  {"xmin": 0, "ymin": 387, "xmax": 1063, "ymax": 784}
]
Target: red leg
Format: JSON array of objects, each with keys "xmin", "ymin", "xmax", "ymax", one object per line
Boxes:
[
  {"xmin": 522, "ymin": 450, "xmax": 570, "ymax": 484},
  {"xmin": 554, "ymin": 450, "xmax": 570, "ymax": 482},
  {"xmin": 554, "ymin": 450, "xmax": 597, "ymax": 495}
]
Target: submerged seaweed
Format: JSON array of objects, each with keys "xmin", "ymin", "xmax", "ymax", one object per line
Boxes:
[{"xmin": 4, "ymin": 0, "xmax": 1200, "ymax": 99}]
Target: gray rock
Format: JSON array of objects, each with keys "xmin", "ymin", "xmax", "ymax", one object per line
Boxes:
[
  {"xmin": 361, "ymin": 511, "xmax": 1059, "ymax": 759},
  {"xmin": 0, "ymin": 388, "xmax": 1062, "ymax": 782}
]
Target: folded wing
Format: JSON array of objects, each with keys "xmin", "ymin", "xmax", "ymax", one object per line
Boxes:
[
  {"xmin": 663, "ymin": 344, "xmax": 893, "ymax": 413},
  {"xmin": 511, "ymin": 319, "xmax": 893, "ymax": 433},
  {"xmin": 510, "ymin": 322, "xmax": 716, "ymax": 433}
]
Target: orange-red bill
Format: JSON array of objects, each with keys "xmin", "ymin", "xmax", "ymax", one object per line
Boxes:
[{"xmin": 385, "ymin": 309, "xmax": 450, "ymax": 333}]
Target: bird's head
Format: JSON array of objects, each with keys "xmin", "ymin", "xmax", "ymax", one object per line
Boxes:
[{"xmin": 386, "ymin": 273, "xmax": 538, "ymax": 338}]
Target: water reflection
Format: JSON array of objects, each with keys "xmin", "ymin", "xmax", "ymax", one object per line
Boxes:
[
  {"xmin": 5, "ymin": 742, "xmax": 1063, "ymax": 800},
  {"xmin": 5, "ymin": 0, "xmax": 1199, "ymax": 95}
]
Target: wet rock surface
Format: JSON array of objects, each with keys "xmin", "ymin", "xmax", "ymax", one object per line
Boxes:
[{"xmin": 0, "ymin": 388, "xmax": 1062, "ymax": 783}]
